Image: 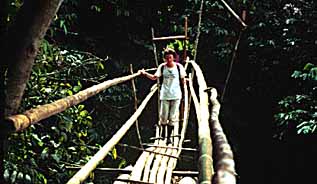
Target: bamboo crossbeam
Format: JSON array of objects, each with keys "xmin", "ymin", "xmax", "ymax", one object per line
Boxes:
[
  {"xmin": 114, "ymin": 178, "xmax": 154, "ymax": 184},
  {"xmin": 142, "ymin": 144, "xmax": 197, "ymax": 152},
  {"xmin": 117, "ymin": 143, "xmax": 178, "ymax": 159},
  {"xmin": 65, "ymin": 166, "xmax": 199, "ymax": 176},
  {"xmin": 143, "ymin": 149, "xmax": 178, "ymax": 159},
  {"xmin": 66, "ymin": 85, "xmax": 158, "ymax": 184},
  {"xmin": 207, "ymin": 88, "xmax": 236, "ymax": 184},
  {"xmin": 152, "ymin": 35, "xmax": 187, "ymax": 41},
  {"xmin": 5, "ymin": 72, "xmax": 142, "ymax": 132},
  {"xmin": 188, "ymin": 60, "xmax": 214, "ymax": 184}
]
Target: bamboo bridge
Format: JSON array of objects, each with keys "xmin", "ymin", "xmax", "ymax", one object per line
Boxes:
[{"xmin": 3, "ymin": 58, "xmax": 236, "ymax": 184}]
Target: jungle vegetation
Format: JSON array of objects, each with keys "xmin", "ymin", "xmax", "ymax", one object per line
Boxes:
[{"xmin": 0, "ymin": 0, "xmax": 316, "ymax": 184}]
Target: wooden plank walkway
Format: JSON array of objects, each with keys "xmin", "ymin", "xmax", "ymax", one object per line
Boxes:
[
  {"xmin": 114, "ymin": 80, "xmax": 189, "ymax": 184},
  {"xmin": 115, "ymin": 132, "xmax": 182, "ymax": 184}
]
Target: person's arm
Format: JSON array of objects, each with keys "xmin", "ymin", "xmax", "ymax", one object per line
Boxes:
[{"xmin": 140, "ymin": 69, "xmax": 158, "ymax": 81}]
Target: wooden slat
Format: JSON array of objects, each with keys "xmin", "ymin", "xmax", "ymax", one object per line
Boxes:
[
  {"xmin": 130, "ymin": 146, "xmax": 156, "ymax": 180},
  {"xmin": 142, "ymin": 144, "xmax": 161, "ymax": 182},
  {"xmin": 156, "ymin": 147, "xmax": 173, "ymax": 184},
  {"xmin": 149, "ymin": 142, "xmax": 167, "ymax": 183},
  {"xmin": 113, "ymin": 165, "xmax": 133, "ymax": 184},
  {"xmin": 164, "ymin": 149, "xmax": 178, "ymax": 184}
]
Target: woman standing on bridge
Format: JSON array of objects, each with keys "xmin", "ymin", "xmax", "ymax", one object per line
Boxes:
[{"xmin": 139, "ymin": 48, "xmax": 187, "ymax": 144}]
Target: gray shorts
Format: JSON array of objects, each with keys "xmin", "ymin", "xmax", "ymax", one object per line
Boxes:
[{"xmin": 159, "ymin": 99, "xmax": 181, "ymax": 126}]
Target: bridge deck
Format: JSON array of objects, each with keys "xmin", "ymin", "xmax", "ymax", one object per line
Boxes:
[{"xmin": 115, "ymin": 124, "xmax": 188, "ymax": 184}]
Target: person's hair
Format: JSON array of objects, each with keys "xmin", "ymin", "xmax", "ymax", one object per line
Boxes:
[{"xmin": 163, "ymin": 48, "xmax": 176, "ymax": 58}]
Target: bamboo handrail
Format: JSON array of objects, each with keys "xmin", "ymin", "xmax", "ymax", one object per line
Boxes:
[
  {"xmin": 188, "ymin": 60, "xmax": 214, "ymax": 184},
  {"xmin": 152, "ymin": 35, "xmax": 187, "ymax": 41},
  {"xmin": 207, "ymin": 88, "xmax": 236, "ymax": 184},
  {"xmin": 5, "ymin": 72, "xmax": 142, "ymax": 132},
  {"xmin": 66, "ymin": 84, "xmax": 158, "ymax": 184}
]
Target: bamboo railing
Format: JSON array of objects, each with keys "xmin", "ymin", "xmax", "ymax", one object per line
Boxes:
[
  {"xmin": 4, "ymin": 72, "xmax": 141, "ymax": 132},
  {"xmin": 208, "ymin": 88, "xmax": 236, "ymax": 184},
  {"xmin": 188, "ymin": 60, "xmax": 214, "ymax": 184},
  {"xmin": 1, "ymin": 59, "xmax": 237, "ymax": 184},
  {"xmin": 66, "ymin": 84, "xmax": 158, "ymax": 184}
]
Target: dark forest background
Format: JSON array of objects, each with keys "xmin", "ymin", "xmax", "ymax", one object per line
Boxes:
[{"xmin": 0, "ymin": 0, "xmax": 316, "ymax": 184}]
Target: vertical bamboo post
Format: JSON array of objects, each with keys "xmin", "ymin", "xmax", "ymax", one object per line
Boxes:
[
  {"xmin": 151, "ymin": 27, "xmax": 162, "ymax": 138},
  {"xmin": 183, "ymin": 16, "xmax": 188, "ymax": 62},
  {"xmin": 220, "ymin": 10, "xmax": 247, "ymax": 102},
  {"xmin": 185, "ymin": 0, "xmax": 204, "ymax": 126},
  {"xmin": 130, "ymin": 64, "xmax": 143, "ymax": 149},
  {"xmin": 179, "ymin": 17, "xmax": 188, "ymax": 124}
]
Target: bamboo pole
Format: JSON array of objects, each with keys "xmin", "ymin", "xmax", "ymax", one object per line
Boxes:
[
  {"xmin": 65, "ymin": 166, "xmax": 199, "ymax": 176},
  {"xmin": 188, "ymin": 75, "xmax": 201, "ymax": 123},
  {"xmin": 183, "ymin": 17, "xmax": 188, "ymax": 62},
  {"xmin": 188, "ymin": 60, "xmax": 214, "ymax": 184},
  {"xmin": 130, "ymin": 146, "xmax": 157, "ymax": 181},
  {"xmin": 5, "ymin": 72, "xmax": 141, "ymax": 132},
  {"xmin": 142, "ymin": 144, "xmax": 197, "ymax": 152},
  {"xmin": 149, "ymin": 141, "xmax": 167, "ymax": 183},
  {"xmin": 66, "ymin": 85, "xmax": 157, "ymax": 184},
  {"xmin": 130, "ymin": 64, "xmax": 143, "ymax": 149},
  {"xmin": 143, "ymin": 145, "xmax": 161, "ymax": 182},
  {"xmin": 151, "ymin": 28, "xmax": 159, "ymax": 67},
  {"xmin": 184, "ymin": 0, "xmax": 205, "ymax": 136},
  {"xmin": 151, "ymin": 27, "xmax": 161, "ymax": 135},
  {"xmin": 152, "ymin": 35, "xmax": 186, "ymax": 41},
  {"xmin": 113, "ymin": 165, "xmax": 134, "ymax": 184},
  {"xmin": 193, "ymin": 0, "xmax": 204, "ymax": 62},
  {"xmin": 156, "ymin": 147, "xmax": 173, "ymax": 184},
  {"xmin": 220, "ymin": 10, "xmax": 246, "ymax": 102},
  {"xmin": 219, "ymin": 0, "xmax": 247, "ymax": 29},
  {"xmin": 207, "ymin": 88, "xmax": 236, "ymax": 184},
  {"xmin": 220, "ymin": 30, "xmax": 243, "ymax": 102}
]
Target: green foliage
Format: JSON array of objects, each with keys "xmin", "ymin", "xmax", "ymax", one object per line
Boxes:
[
  {"xmin": 4, "ymin": 40, "xmax": 128, "ymax": 183},
  {"xmin": 274, "ymin": 63, "xmax": 317, "ymax": 139}
]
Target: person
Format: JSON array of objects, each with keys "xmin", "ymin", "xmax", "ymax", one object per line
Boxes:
[{"xmin": 139, "ymin": 48, "xmax": 187, "ymax": 144}]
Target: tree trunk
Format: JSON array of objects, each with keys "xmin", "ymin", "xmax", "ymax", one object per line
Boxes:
[
  {"xmin": 0, "ymin": 1, "xmax": 63, "ymax": 183},
  {"xmin": 3, "ymin": 0, "xmax": 63, "ymax": 116}
]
